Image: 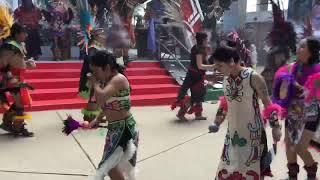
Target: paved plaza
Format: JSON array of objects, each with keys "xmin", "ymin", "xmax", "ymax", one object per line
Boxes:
[{"xmin": 0, "ymin": 103, "xmax": 319, "ymax": 180}]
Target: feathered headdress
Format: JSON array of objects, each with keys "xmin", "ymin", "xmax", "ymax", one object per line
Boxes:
[
  {"xmin": 0, "ymin": 2, "xmax": 14, "ymax": 40},
  {"xmin": 266, "ymin": 0, "xmax": 296, "ymax": 54},
  {"xmin": 76, "ymin": 0, "xmax": 104, "ymax": 54},
  {"xmin": 226, "ymin": 28, "xmax": 252, "ymax": 67}
]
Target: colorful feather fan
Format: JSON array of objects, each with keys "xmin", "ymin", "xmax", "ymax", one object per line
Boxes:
[{"xmin": 0, "ymin": 2, "xmax": 14, "ymax": 40}]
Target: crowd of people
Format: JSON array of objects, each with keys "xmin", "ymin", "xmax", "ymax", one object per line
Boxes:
[
  {"xmin": 171, "ymin": 31, "xmax": 319, "ymax": 179},
  {"xmin": 0, "ymin": 1, "xmax": 319, "ymax": 180}
]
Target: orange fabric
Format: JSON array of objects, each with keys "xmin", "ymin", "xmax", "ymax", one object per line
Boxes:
[{"xmin": 20, "ymin": 88, "xmax": 32, "ymax": 107}]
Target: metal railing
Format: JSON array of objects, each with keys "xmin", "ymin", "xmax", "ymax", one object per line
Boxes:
[{"xmin": 155, "ymin": 24, "xmax": 190, "ymax": 72}]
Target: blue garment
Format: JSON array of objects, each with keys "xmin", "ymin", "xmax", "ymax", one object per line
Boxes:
[{"xmin": 147, "ymin": 18, "xmax": 156, "ymax": 53}]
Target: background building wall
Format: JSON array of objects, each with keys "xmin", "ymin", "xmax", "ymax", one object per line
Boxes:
[{"xmin": 222, "ymin": 0, "xmax": 247, "ymax": 32}]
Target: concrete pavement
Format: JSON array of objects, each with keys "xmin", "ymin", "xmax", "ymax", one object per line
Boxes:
[{"xmin": 0, "ymin": 103, "xmax": 319, "ymax": 180}]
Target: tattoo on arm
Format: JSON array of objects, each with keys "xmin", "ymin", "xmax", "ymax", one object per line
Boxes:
[{"xmin": 252, "ymin": 73, "xmax": 271, "ymax": 106}]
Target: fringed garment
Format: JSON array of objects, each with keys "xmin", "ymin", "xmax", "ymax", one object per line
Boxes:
[{"xmin": 93, "ymin": 116, "xmax": 139, "ymax": 180}]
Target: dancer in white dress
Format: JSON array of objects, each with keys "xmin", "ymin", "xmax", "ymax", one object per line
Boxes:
[{"xmin": 209, "ymin": 47, "xmax": 282, "ymax": 179}]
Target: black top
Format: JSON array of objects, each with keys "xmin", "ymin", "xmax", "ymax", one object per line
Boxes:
[{"xmin": 190, "ymin": 45, "xmax": 206, "ymax": 71}]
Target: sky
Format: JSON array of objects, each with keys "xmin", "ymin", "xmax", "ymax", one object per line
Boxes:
[{"xmin": 247, "ymin": 0, "xmax": 289, "ymax": 12}]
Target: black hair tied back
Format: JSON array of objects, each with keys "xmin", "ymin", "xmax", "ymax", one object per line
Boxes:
[{"xmin": 90, "ymin": 51, "xmax": 125, "ymax": 75}]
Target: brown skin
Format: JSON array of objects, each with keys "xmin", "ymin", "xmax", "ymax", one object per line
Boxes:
[
  {"xmin": 285, "ymin": 38, "xmax": 316, "ymax": 167},
  {"xmin": 89, "ymin": 65, "xmax": 131, "ymax": 124},
  {"xmin": 196, "ymin": 38, "xmax": 215, "ymax": 71},
  {"xmin": 88, "ymin": 64, "xmax": 131, "ymax": 180}
]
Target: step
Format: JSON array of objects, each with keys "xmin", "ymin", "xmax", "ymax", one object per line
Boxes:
[
  {"xmin": 28, "ymin": 98, "xmax": 86, "ymax": 111},
  {"xmin": 7, "ymin": 84, "xmax": 179, "ymax": 101},
  {"xmin": 127, "ymin": 61, "xmax": 161, "ymax": 68},
  {"xmin": 35, "ymin": 62, "xmax": 83, "ymax": 69},
  {"xmin": 7, "ymin": 88, "xmax": 79, "ymax": 101},
  {"xmin": 131, "ymin": 93, "xmax": 177, "ymax": 106},
  {"xmin": 128, "ymin": 75, "xmax": 175, "ymax": 85},
  {"xmin": 33, "ymin": 61, "xmax": 161, "ymax": 69},
  {"xmin": 131, "ymin": 84, "xmax": 179, "ymax": 95},
  {"xmin": 26, "ymin": 75, "xmax": 175, "ymax": 89},
  {"xmin": 25, "ymin": 69, "xmax": 81, "ymax": 79},
  {"xmin": 25, "ymin": 93, "xmax": 177, "ymax": 111},
  {"xmin": 25, "ymin": 68, "xmax": 167, "ymax": 79},
  {"xmin": 27, "ymin": 78, "xmax": 79, "ymax": 89},
  {"xmin": 125, "ymin": 68, "xmax": 168, "ymax": 76}
]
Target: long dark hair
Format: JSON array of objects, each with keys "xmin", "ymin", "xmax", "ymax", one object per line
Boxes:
[
  {"xmin": 195, "ymin": 32, "xmax": 208, "ymax": 46},
  {"xmin": 90, "ymin": 51, "xmax": 124, "ymax": 75},
  {"xmin": 306, "ymin": 37, "xmax": 320, "ymax": 65}
]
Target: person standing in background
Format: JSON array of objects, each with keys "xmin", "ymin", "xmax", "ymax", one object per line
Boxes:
[{"xmin": 14, "ymin": 0, "xmax": 42, "ymax": 60}]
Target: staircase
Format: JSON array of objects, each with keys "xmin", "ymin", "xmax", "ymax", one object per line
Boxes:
[{"xmin": 13, "ymin": 61, "xmax": 179, "ymax": 112}]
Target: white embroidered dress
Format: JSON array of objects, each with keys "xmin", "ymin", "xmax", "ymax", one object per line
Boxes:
[{"xmin": 215, "ymin": 68, "xmax": 266, "ymax": 180}]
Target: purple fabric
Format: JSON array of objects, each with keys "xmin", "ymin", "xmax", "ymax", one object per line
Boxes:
[
  {"xmin": 272, "ymin": 73, "xmax": 295, "ymax": 107},
  {"xmin": 292, "ymin": 63, "xmax": 320, "ymax": 85},
  {"xmin": 290, "ymin": 63, "xmax": 320, "ymax": 98}
]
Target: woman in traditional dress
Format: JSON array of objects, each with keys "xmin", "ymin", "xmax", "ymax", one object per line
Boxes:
[
  {"xmin": 42, "ymin": 0, "xmax": 73, "ymax": 61},
  {"xmin": 208, "ymin": 47, "xmax": 282, "ymax": 179},
  {"xmin": 87, "ymin": 51, "xmax": 138, "ymax": 180},
  {"xmin": 171, "ymin": 32, "xmax": 215, "ymax": 120},
  {"xmin": 274, "ymin": 37, "xmax": 320, "ymax": 179}
]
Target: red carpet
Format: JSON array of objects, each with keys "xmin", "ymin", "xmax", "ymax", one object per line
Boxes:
[{"xmin": 9, "ymin": 61, "xmax": 179, "ymax": 111}]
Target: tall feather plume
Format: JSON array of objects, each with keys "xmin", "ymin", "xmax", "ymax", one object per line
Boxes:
[
  {"xmin": 77, "ymin": 0, "xmax": 94, "ymax": 54},
  {"xmin": 0, "ymin": 2, "xmax": 14, "ymax": 40},
  {"xmin": 267, "ymin": 0, "xmax": 296, "ymax": 54}
]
